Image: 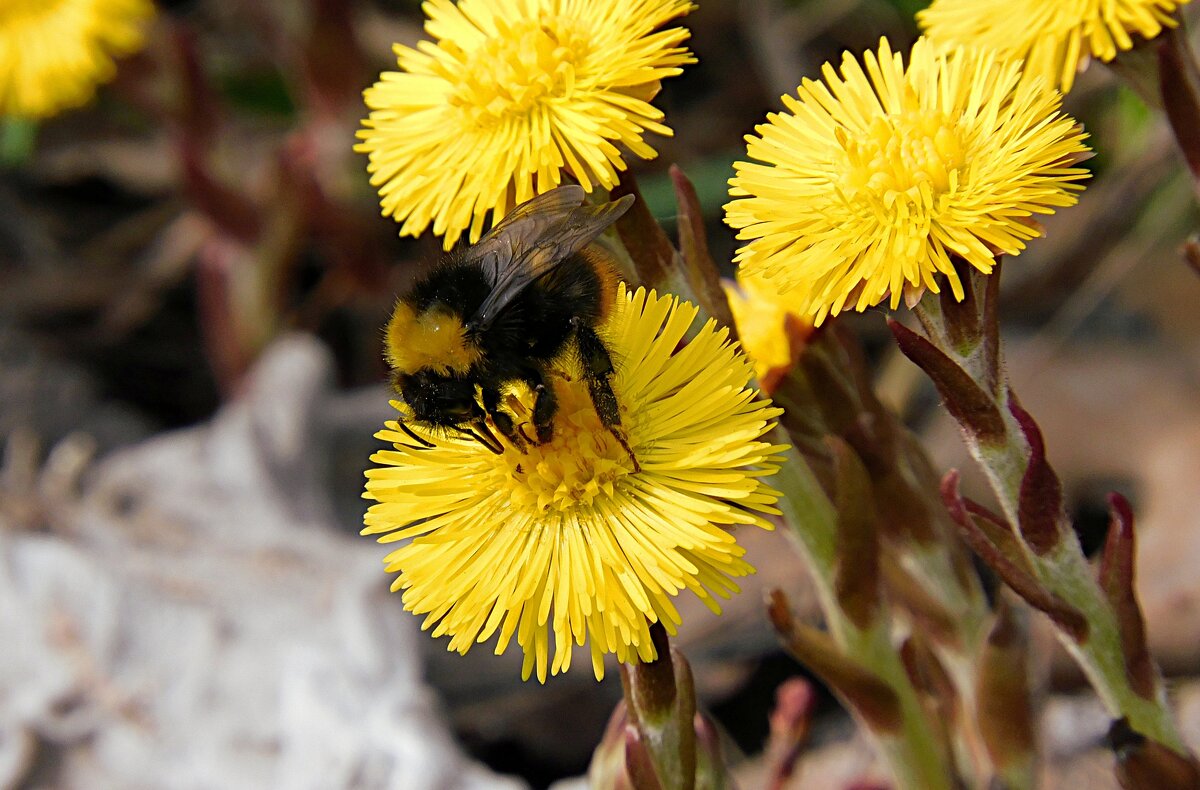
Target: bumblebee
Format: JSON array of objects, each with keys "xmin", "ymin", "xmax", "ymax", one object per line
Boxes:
[{"xmin": 384, "ymin": 185, "xmax": 636, "ymax": 462}]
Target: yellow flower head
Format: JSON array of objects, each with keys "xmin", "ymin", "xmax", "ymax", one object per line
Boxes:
[
  {"xmin": 363, "ymin": 285, "xmax": 783, "ymax": 682},
  {"xmin": 356, "ymin": 0, "xmax": 695, "ymax": 250},
  {"xmin": 919, "ymin": 0, "xmax": 1190, "ymax": 93},
  {"xmin": 0, "ymin": 0, "xmax": 154, "ymax": 120},
  {"xmin": 722, "ymin": 272, "xmax": 811, "ymax": 391},
  {"xmin": 724, "ymin": 37, "xmax": 1091, "ymax": 325}
]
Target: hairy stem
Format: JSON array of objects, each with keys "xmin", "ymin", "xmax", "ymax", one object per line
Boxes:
[{"xmin": 910, "ymin": 283, "xmax": 1187, "ymax": 755}]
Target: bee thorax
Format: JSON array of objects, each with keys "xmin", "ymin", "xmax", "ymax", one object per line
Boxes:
[{"xmin": 386, "ymin": 303, "xmax": 481, "ymax": 375}]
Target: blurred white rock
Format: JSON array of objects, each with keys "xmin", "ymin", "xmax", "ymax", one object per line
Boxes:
[{"xmin": 0, "ymin": 334, "xmax": 526, "ymax": 790}]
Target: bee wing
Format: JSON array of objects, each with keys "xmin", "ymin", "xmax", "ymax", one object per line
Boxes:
[
  {"xmin": 466, "ymin": 187, "xmax": 634, "ymax": 331},
  {"xmin": 459, "ymin": 186, "xmax": 589, "ymax": 282}
]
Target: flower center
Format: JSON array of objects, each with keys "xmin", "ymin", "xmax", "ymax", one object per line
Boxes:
[
  {"xmin": 496, "ymin": 375, "xmax": 634, "ymax": 513},
  {"xmin": 448, "ymin": 16, "xmax": 584, "ymax": 127},
  {"xmin": 838, "ymin": 101, "xmax": 966, "ymax": 206}
]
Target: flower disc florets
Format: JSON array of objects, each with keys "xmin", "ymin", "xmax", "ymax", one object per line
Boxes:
[
  {"xmin": 500, "ymin": 381, "xmax": 632, "ymax": 513},
  {"xmin": 724, "ymin": 37, "xmax": 1091, "ymax": 325},
  {"xmin": 363, "ymin": 285, "xmax": 784, "ymax": 682},
  {"xmin": 356, "ymin": 0, "xmax": 695, "ymax": 249}
]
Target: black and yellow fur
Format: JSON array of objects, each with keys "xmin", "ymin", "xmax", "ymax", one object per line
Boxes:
[{"xmin": 385, "ymin": 186, "xmax": 633, "ymax": 457}]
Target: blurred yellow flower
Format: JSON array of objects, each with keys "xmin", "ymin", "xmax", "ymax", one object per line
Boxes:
[
  {"xmin": 724, "ymin": 38, "xmax": 1090, "ymax": 325},
  {"xmin": 356, "ymin": 0, "xmax": 695, "ymax": 249},
  {"xmin": 363, "ymin": 285, "xmax": 783, "ymax": 682},
  {"xmin": 722, "ymin": 273, "xmax": 811, "ymax": 391},
  {"xmin": 0, "ymin": 0, "xmax": 154, "ymax": 120},
  {"xmin": 918, "ymin": 0, "xmax": 1190, "ymax": 93}
]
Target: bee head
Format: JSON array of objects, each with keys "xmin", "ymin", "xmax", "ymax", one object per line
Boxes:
[
  {"xmin": 385, "ymin": 301, "xmax": 481, "ymax": 376},
  {"xmin": 393, "ymin": 369, "xmax": 481, "ymax": 428}
]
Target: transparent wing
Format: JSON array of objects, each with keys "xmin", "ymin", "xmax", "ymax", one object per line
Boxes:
[
  {"xmin": 465, "ymin": 187, "xmax": 634, "ymax": 331},
  {"xmin": 459, "ymin": 186, "xmax": 588, "ymax": 287}
]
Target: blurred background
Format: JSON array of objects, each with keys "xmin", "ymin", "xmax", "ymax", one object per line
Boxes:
[{"xmin": 2, "ymin": 0, "xmax": 1199, "ymax": 787}]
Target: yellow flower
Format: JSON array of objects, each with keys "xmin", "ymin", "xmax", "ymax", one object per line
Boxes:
[
  {"xmin": 722, "ymin": 272, "xmax": 811, "ymax": 392},
  {"xmin": 919, "ymin": 0, "xmax": 1189, "ymax": 93},
  {"xmin": 0, "ymin": 0, "xmax": 154, "ymax": 120},
  {"xmin": 724, "ymin": 37, "xmax": 1090, "ymax": 325},
  {"xmin": 363, "ymin": 284, "xmax": 783, "ymax": 682},
  {"xmin": 356, "ymin": 0, "xmax": 695, "ymax": 250}
]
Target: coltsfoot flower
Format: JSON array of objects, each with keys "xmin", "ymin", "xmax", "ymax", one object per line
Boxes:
[
  {"xmin": 722, "ymin": 272, "xmax": 811, "ymax": 390},
  {"xmin": 724, "ymin": 37, "xmax": 1091, "ymax": 325},
  {"xmin": 919, "ymin": 0, "xmax": 1191, "ymax": 93},
  {"xmin": 0, "ymin": 0, "xmax": 154, "ymax": 120},
  {"xmin": 356, "ymin": 0, "xmax": 695, "ymax": 249},
  {"xmin": 363, "ymin": 285, "xmax": 783, "ymax": 682}
]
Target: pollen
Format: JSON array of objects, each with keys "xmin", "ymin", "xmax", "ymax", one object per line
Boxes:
[
  {"xmin": 840, "ymin": 104, "xmax": 965, "ymax": 204},
  {"xmin": 385, "ymin": 303, "xmax": 480, "ymax": 375},
  {"xmin": 499, "ymin": 379, "xmax": 634, "ymax": 513},
  {"xmin": 448, "ymin": 16, "xmax": 583, "ymax": 128}
]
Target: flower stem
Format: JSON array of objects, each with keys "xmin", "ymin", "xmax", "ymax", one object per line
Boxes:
[
  {"xmin": 619, "ymin": 623, "xmax": 705, "ymax": 790},
  {"xmin": 612, "ymin": 166, "xmax": 958, "ymax": 789},
  {"xmin": 906, "ymin": 270, "xmax": 1189, "ymax": 756},
  {"xmin": 1157, "ymin": 16, "xmax": 1200, "ymax": 199},
  {"xmin": 772, "ymin": 328, "xmax": 1000, "ymax": 782},
  {"xmin": 771, "ymin": 444, "xmax": 956, "ymax": 790},
  {"xmin": 970, "ymin": 377, "xmax": 1185, "ymax": 751}
]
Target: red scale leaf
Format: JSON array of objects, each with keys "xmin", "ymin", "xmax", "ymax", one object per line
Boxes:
[{"xmin": 1009, "ymin": 393, "xmax": 1066, "ymax": 555}]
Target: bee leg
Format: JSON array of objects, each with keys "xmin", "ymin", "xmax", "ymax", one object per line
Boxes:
[
  {"xmin": 482, "ymin": 387, "xmax": 526, "ymax": 451},
  {"xmin": 518, "ymin": 423, "xmax": 539, "ymax": 445},
  {"xmin": 526, "ymin": 372, "xmax": 558, "ymax": 445},
  {"xmin": 572, "ymin": 321, "xmax": 640, "ymax": 473},
  {"xmin": 462, "ymin": 420, "xmax": 504, "ymax": 454},
  {"xmin": 397, "ymin": 421, "xmax": 435, "ymax": 449}
]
